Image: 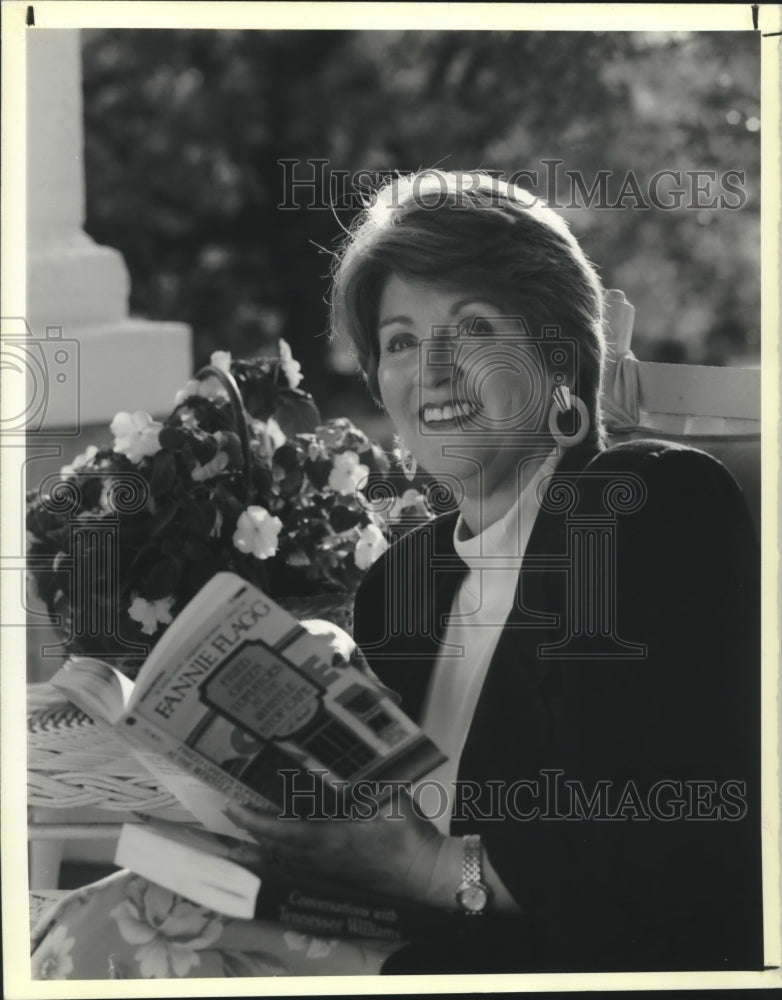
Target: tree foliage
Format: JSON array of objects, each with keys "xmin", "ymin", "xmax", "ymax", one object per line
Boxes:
[{"xmin": 82, "ymin": 29, "xmax": 760, "ymax": 421}]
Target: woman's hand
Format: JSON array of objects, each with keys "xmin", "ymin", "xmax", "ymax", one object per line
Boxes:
[
  {"xmin": 225, "ymin": 618, "xmax": 438, "ymax": 905},
  {"xmin": 223, "ymin": 791, "xmax": 460, "ymax": 910},
  {"xmin": 299, "ymin": 618, "xmax": 401, "ymax": 703}
]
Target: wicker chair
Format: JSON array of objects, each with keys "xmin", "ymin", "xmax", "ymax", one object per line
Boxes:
[
  {"xmin": 27, "ymin": 594, "xmax": 355, "ymax": 888},
  {"xmin": 28, "ymin": 686, "xmax": 185, "ymax": 814}
]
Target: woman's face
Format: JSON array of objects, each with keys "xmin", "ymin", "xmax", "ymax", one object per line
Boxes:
[{"xmin": 376, "ymin": 274, "xmax": 554, "ymax": 495}]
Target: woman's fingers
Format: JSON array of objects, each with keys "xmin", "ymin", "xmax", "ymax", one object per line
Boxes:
[
  {"xmin": 222, "ymin": 792, "xmax": 447, "ymax": 904},
  {"xmin": 225, "ymin": 802, "xmax": 306, "ymax": 841},
  {"xmin": 221, "ymin": 838, "xmax": 315, "ymax": 883},
  {"xmin": 297, "ymin": 619, "xmax": 402, "ymax": 705},
  {"xmin": 223, "ymin": 803, "xmax": 327, "ymax": 865},
  {"xmin": 221, "ymin": 838, "xmax": 268, "ymax": 869},
  {"xmin": 299, "ymin": 618, "xmax": 355, "ymax": 665}
]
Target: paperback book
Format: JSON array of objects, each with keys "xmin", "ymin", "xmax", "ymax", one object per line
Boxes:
[{"xmin": 50, "ymin": 571, "xmax": 445, "ymax": 838}]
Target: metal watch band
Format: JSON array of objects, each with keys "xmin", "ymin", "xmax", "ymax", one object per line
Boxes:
[
  {"xmin": 455, "ymin": 833, "xmax": 489, "ymax": 914},
  {"xmin": 462, "ymin": 834, "xmax": 482, "ymax": 885}
]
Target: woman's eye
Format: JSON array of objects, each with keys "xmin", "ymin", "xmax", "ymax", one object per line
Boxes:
[
  {"xmin": 385, "ymin": 333, "xmax": 416, "ymax": 354},
  {"xmin": 459, "ymin": 316, "xmax": 496, "ymax": 337}
]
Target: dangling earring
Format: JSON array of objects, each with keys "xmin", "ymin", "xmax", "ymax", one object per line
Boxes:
[
  {"xmin": 396, "ymin": 437, "xmax": 418, "ymax": 481},
  {"xmin": 548, "ymin": 384, "xmax": 589, "ymax": 449}
]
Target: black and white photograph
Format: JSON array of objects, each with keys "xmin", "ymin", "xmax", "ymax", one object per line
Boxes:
[{"xmin": 2, "ymin": 1, "xmax": 781, "ymax": 993}]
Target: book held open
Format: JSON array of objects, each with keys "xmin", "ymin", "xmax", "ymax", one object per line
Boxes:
[{"xmin": 50, "ymin": 572, "xmax": 444, "ymax": 837}]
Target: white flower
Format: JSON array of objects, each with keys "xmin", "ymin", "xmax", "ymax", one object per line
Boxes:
[
  {"xmin": 328, "ymin": 451, "xmax": 369, "ymax": 496},
  {"xmin": 110, "ymin": 411, "xmax": 163, "ymax": 464},
  {"xmin": 280, "ymin": 337, "xmax": 303, "ymax": 389},
  {"xmin": 233, "ymin": 506, "xmax": 282, "ymax": 560},
  {"xmin": 128, "ymin": 595, "xmax": 174, "ymax": 636},
  {"xmin": 278, "ymin": 338, "xmax": 303, "ymax": 388},
  {"xmin": 354, "ymin": 523, "xmax": 389, "ymax": 569},
  {"xmin": 110, "ymin": 879, "xmax": 223, "ymax": 978},
  {"xmin": 248, "ymin": 417, "xmax": 286, "ymax": 460},
  {"xmin": 32, "ymin": 924, "xmax": 75, "ymax": 980},
  {"xmin": 191, "ymin": 449, "xmax": 229, "ymax": 482},
  {"xmin": 60, "ymin": 444, "xmax": 98, "ymax": 478},
  {"xmin": 209, "ymin": 350, "xmax": 232, "ymax": 372}
]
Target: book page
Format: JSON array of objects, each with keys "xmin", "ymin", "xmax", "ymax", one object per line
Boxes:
[{"xmin": 50, "ymin": 656, "xmax": 135, "ymax": 724}]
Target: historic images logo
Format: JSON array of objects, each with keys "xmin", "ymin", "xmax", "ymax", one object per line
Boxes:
[
  {"xmin": 278, "ymin": 160, "xmax": 748, "ymax": 212},
  {"xmin": 278, "ymin": 769, "xmax": 749, "ymax": 823}
]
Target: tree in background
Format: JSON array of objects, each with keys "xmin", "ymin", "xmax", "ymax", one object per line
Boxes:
[{"xmin": 82, "ymin": 29, "xmax": 760, "ymax": 426}]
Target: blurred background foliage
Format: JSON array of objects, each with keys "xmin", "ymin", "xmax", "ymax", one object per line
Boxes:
[{"xmin": 81, "ymin": 29, "xmax": 760, "ymax": 436}]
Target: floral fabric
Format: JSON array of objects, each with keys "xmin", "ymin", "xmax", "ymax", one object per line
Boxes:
[{"xmin": 31, "ymin": 871, "xmax": 401, "ymax": 980}]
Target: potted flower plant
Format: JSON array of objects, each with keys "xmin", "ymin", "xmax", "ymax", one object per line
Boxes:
[{"xmin": 26, "ymin": 342, "xmax": 433, "ymax": 677}]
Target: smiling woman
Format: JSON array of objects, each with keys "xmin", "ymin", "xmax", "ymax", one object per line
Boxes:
[{"xmin": 310, "ymin": 170, "xmax": 763, "ymax": 972}]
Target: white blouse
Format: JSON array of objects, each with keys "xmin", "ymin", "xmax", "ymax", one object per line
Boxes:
[{"xmin": 412, "ymin": 451, "xmax": 560, "ymax": 833}]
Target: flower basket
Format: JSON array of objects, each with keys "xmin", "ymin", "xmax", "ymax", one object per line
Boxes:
[{"xmin": 26, "ymin": 344, "xmax": 437, "ymax": 678}]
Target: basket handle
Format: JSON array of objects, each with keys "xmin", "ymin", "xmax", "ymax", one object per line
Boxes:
[{"xmin": 194, "ymin": 364, "xmax": 252, "ymax": 504}]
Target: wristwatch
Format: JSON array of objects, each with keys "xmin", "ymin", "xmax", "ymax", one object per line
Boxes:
[{"xmin": 455, "ymin": 834, "xmax": 491, "ymax": 915}]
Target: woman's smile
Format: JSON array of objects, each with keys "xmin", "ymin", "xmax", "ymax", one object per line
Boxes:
[{"xmin": 420, "ymin": 397, "xmax": 481, "ymax": 428}]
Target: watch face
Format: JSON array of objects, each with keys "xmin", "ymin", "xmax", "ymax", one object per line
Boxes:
[{"xmin": 457, "ymin": 884, "xmax": 488, "ymax": 913}]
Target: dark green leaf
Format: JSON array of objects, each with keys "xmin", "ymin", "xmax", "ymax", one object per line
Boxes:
[
  {"xmin": 144, "ymin": 557, "xmax": 182, "ymax": 598},
  {"xmin": 150, "ymin": 500, "xmax": 179, "ymax": 536},
  {"xmin": 275, "ymin": 389, "xmax": 321, "ymax": 437},
  {"xmin": 329, "ymin": 504, "xmax": 361, "ymax": 532},
  {"xmin": 183, "ymin": 537, "xmax": 214, "ymax": 561},
  {"xmin": 150, "ymin": 451, "xmax": 178, "ymax": 496},
  {"xmin": 182, "ymin": 497, "xmax": 215, "ymax": 537}
]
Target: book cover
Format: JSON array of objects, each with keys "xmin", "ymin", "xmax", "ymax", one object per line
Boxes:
[{"xmin": 52, "ymin": 572, "xmax": 445, "ymax": 829}]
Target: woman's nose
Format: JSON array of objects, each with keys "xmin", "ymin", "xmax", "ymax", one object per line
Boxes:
[{"xmin": 418, "ymin": 326, "xmax": 459, "ymax": 389}]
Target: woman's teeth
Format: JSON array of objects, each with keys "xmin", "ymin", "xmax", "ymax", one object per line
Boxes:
[{"xmin": 422, "ymin": 400, "xmax": 478, "ymax": 425}]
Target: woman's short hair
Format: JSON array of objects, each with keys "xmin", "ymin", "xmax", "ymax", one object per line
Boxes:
[{"xmin": 330, "ymin": 170, "xmax": 607, "ymax": 447}]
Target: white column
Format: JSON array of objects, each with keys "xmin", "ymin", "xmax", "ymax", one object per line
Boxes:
[
  {"xmin": 27, "ymin": 29, "xmax": 192, "ymax": 424},
  {"xmin": 24, "ymin": 31, "xmax": 193, "ymax": 882}
]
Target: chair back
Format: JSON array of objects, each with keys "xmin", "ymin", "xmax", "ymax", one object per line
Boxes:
[{"xmin": 602, "ymin": 290, "xmax": 760, "ymax": 537}]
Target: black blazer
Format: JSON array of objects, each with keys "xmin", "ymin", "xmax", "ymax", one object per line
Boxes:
[{"xmin": 353, "ymin": 440, "xmax": 763, "ymax": 973}]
